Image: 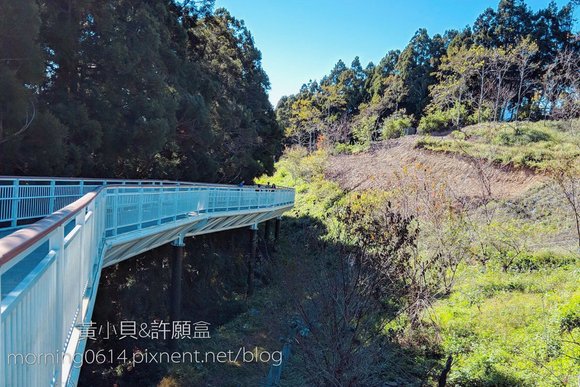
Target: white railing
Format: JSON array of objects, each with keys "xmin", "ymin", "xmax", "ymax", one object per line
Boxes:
[
  {"xmin": 0, "ymin": 179, "xmax": 294, "ymax": 387},
  {"xmin": 0, "ymin": 177, "xmax": 190, "ymax": 228}
]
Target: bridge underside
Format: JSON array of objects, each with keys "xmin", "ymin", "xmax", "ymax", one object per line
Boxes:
[{"xmin": 103, "ymin": 206, "xmax": 288, "ymax": 267}]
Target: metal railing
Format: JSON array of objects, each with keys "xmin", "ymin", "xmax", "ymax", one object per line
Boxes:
[
  {"xmin": 0, "ymin": 177, "xmax": 192, "ymax": 228},
  {"xmin": 0, "ymin": 178, "xmax": 294, "ymax": 387}
]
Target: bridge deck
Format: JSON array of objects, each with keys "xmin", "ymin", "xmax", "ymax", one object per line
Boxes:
[{"xmin": 0, "ymin": 177, "xmax": 294, "ymax": 387}]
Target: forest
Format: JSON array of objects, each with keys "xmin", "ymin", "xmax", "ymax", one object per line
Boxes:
[
  {"xmin": 276, "ymin": 0, "xmax": 578, "ymax": 151},
  {"xmin": 0, "ymin": 0, "xmax": 281, "ymax": 182}
]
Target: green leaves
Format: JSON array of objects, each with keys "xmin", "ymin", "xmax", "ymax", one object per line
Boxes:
[{"xmin": 0, "ymin": 0, "xmax": 280, "ymax": 182}]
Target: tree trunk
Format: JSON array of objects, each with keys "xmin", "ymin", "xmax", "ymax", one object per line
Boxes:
[
  {"xmin": 438, "ymin": 355, "xmax": 453, "ymax": 387},
  {"xmin": 478, "ymin": 65, "xmax": 485, "ymax": 124},
  {"xmin": 515, "ymin": 71, "xmax": 524, "ymax": 121}
]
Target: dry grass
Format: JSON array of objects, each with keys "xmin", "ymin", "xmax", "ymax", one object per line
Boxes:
[{"xmin": 326, "ymin": 136, "xmax": 546, "ymax": 201}]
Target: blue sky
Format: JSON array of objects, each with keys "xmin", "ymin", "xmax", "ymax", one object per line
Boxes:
[{"xmin": 214, "ymin": 0, "xmax": 579, "ymax": 106}]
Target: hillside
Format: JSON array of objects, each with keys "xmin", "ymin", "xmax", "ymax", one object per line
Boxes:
[
  {"xmin": 326, "ymin": 135, "xmax": 545, "ymax": 201},
  {"xmin": 253, "ymin": 118, "xmax": 577, "ymax": 385}
]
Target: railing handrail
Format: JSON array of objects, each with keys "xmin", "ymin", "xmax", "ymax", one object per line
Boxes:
[
  {"xmin": 0, "ymin": 176, "xmax": 293, "ymax": 191},
  {"xmin": 0, "ymin": 190, "xmax": 102, "ymax": 267},
  {"xmin": 0, "ymin": 176, "xmax": 293, "ymax": 190},
  {"xmin": 0, "ymin": 182, "xmax": 294, "ymax": 268},
  {"xmin": 0, "ymin": 176, "xmax": 182, "ymax": 183}
]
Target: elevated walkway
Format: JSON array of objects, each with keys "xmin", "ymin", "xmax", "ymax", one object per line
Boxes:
[{"xmin": 0, "ymin": 177, "xmax": 294, "ymax": 386}]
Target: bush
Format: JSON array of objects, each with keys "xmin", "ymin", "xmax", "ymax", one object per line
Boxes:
[
  {"xmin": 352, "ymin": 114, "xmax": 378, "ymax": 146},
  {"xmin": 493, "ymin": 125, "xmax": 553, "ymax": 146},
  {"xmin": 418, "ymin": 109, "xmax": 451, "ymax": 134},
  {"xmin": 559, "ymin": 293, "xmax": 580, "ymax": 332},
  {"xmin": 450, "ymin": 130, "xmax": 466, "ymax": 140},
  {"xmin": 467, "ymin": 106, "xmax": 494, "ymax": 124},
  {"xmin": 334, "ymin": 143, "xmax": 368, "ymax": 155},
  {"xmin": 381, "ymin": 111, "xmax": 414, "ymax": 139},
  {"xmin": 511, "ymin": 250, "xmax": 577, "ymax": 272}
]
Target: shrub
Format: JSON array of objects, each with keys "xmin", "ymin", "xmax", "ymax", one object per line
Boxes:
[
  {"xmin": 467, "ymin": 106, "xmax": 494, "ymax": 124},
  {"xmin": 352, "ymin": 114, "xmax": 378, "ymax": 146},
  {"xmin": 494, "ymin": 125, "xmax": 553, "ymax": 146},
  {"xmin": 418, "ymin": 109, "xmax": 451, "ymax": 134},
  {"xmin": 334, "ymin": 143, "xmax": 367, "ymax": 155},
  {"xmin": 559, "ymin": 293, "xmax": 580, "ymax": 332},
  {"xmin": 510, "ymin": 250, "xmax": 577, "ymax": 272},
  {"xmin": 450, "ymin": 130, "xmax": 466, "ymax": 140},
  {"xmin": 381, "ymin": 111, "xmax": 414, "ymax": 139}
]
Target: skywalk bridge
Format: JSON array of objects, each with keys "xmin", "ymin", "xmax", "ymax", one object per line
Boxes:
[{"xmin": 0, "ymin": 177, "xmax": 295, "ymax": 386}]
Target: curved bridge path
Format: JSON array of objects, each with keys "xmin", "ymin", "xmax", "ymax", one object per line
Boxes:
[{"xmin": 0, "ymin": 177, "xmax": 295, "ymax": 386}]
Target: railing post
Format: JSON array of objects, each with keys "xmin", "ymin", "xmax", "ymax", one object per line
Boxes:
[
  {"xmin": 10, "ymin": 179, "xmax": 19, "ymax": 227},
  {"xmin": 174, "ymin": 187, "xmax": 179, "ymax": 220},
  {"xmin": 111, "ymin": 189, "xmax": 118, "ymax": 236},
  {"xmin": 49, "ymin": 180, "xmax": 56, "ymax": 214},
  {"xmin": 138, "ymin": 187, "xmax": 144, "ymax": 229},
  {"xmin": 77, "ymin": 210, "xmax": 86, "ymax": 303},
  {"xmin": 51, "ymin": 224, "xmax": 65, "ymax": 386}
]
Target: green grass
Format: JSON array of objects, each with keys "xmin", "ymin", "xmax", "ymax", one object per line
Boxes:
[
  {"xmin": 256, "ymin": 147, "xmax": 344, "ymax": 225},
  {"xmin": 433, "ymin": 263, "xmax": 580, "ymax": 386},
  {"xmin": 264, "ymin": 145, "xmax": 580, "ymax": 386},
  {"xmin": 416, "ymin": 120, "xmax": 580, "ymax": 170}
]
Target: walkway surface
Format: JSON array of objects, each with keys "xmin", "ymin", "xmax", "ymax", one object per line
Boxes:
[{"xmin": 0, "ymin": 177, "xmax": 295, "ymax": 387}]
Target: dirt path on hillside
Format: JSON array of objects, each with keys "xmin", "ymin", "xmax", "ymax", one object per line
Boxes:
[{"xmin": 326, "ymin": 136, "xmax": 546, "ymax": 200}]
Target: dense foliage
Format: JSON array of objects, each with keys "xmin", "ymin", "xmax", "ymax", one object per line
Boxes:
[
  {"xmin": 277, "ymin": 0, "xmax": 579, "ymax": 149},
  {"xmin": 0, "ymin": 0, "xmax": 282, "ymax": 182},
  {"xmin": 260, "ymin": 146, "xmax": 579, "ymax": 385}
]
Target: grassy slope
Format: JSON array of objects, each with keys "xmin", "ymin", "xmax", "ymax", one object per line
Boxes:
[
  {"xmin": 164, "ymin": 122, "xmax": 578, "ymax": 385},
  {"xmin": 433, "ymin": 264, "xmax": 579, "ymax": 386},
  {"xmin": 326, "ymin": 121, "xmax": 580, "ymax": 385},
  {"xmin": 416, "ymin": 120, "xmax": 580, "ymax": 170}
]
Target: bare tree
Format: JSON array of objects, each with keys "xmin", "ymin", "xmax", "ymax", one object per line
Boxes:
[
  {"xmin": 542, "ymin": 47, "xmax": 580, "ymax": 122},
  {"xmin": 489, "ymin": 48, "xmax": 514, "ymax": 121},
  {"xmin": 391, "ymin": 164, "xmax": 471, "ymax": 293},
  {"xmin": 0, "ymin": 99, "xmax": 36, "ymax": 145},
  {"xmin": 295, "ymin": 200, "xmax": 438, "ymax": 385},
  {"xmin": 324, "ymin": 115, "xmax": 351, "ymax": 145},
  {"xmin": 512, "ymin": 37, "xmax": 539, "ymax": 121},
  {"xmin": 547, "ymin": 158, "xmax": 580, "ymax": 249}
]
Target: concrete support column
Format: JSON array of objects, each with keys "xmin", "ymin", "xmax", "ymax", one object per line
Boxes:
[
  {"xmin": 274, "ymin": 217, "xmax": 281, "ymax": 242},
  {"xmin": 264, "ymin": 219, "xmax": 272, "ymax": 243},
  {"xmin": 170, "ymin": 236, "xmax": 185, "ymax": 323},
  {"xmin": 247, "ymin": 224, "xmax": 258, "ymax": 297}
]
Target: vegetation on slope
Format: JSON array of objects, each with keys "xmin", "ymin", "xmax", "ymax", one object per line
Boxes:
[
  {"xmin": 434, "ymin": 263, "xmax": 579, "ymax": 386},
  {"xmin": 417, "ymin": 120, "xmax": 580, "ymax": 170},
  {"xmin": 273, "ymin": 125, "xmax": 578, "ymax": 385}
]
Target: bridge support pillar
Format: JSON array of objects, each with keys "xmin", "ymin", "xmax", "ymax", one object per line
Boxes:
[
  {"xmin": 274, "ymin": 217, "xmax": 281, "ymax": 242},
  {"xmin": 264, "ymin": 219, "xmax": 272, "ymax": 243},
  {"xmin": 170, "ymin": 236, "xmax": 185, "ymax": 323},
  {"xmin": 247, "ymin": 224, "xmax": 258, "ymax": 297}
]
